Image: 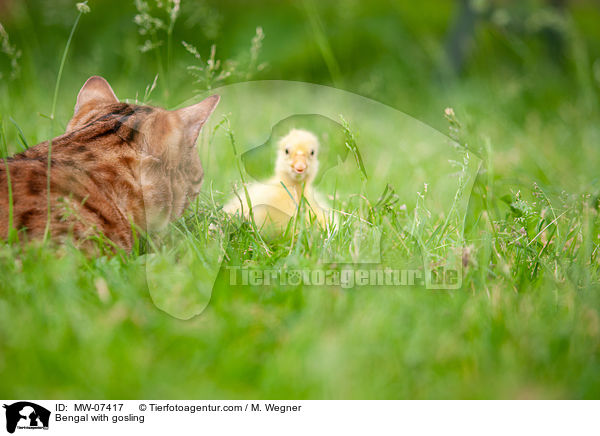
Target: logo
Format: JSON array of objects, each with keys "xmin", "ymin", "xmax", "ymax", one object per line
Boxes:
[{"xmin": 3, "ymin": 402, "xmax": 50, "ymax": 434}]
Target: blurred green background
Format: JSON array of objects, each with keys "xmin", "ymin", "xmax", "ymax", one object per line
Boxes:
[
  {"xmin": 1, "ymin": 0, "xmax": 600, "ymax": 399},
  {"xmin": 1, "ymin": 0, "xmax": 598, "ymax": 131}
]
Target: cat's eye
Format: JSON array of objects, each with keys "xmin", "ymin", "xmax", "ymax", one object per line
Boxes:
[{"xmin": 285, "ymin": 148, "xmax": 289, "ymax": 155}]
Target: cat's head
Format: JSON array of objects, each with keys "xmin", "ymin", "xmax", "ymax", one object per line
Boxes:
[{"xmin": 66, "ymin": 76, "xmax": 219, "ymax": 230}]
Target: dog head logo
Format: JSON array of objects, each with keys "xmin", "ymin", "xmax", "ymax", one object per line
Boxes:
[{"xmin": 3, "ymin": 402, "xmax": 50, "ymax": 433}]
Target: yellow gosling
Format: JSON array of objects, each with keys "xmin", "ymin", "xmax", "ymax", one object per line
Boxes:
[{"xmin": 224, "ymin": 129, "xmax": 331, "ymax": 234}]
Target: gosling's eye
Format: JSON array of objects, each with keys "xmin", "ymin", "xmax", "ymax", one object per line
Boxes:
[
  {"xmin": 285, "ymin": 148, "xmax": 289, "ymax": 155},
  {"xmin": 310, "ymin": 150, "xmax": 315, "ymax": 156}
]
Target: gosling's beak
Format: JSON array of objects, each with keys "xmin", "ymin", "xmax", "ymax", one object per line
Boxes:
[{"xmin": 292, "ymin": 155, "xmax": 307, "ymax": 173}]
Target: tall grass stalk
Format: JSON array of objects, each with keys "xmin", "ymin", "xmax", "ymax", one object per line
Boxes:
[
  {"xmin": 9, "ymin": 117, "xmax": 29, "ymax": 151},
  {"xmin": 222, "ymin": 116, "xmax": 270, "ymax": 254},
  {"xmin": 166, "ymin": 0, "xmax": 180, "ymax": 86},
  {"xmin": 0, "ymin": 120, "xmax": 17, "ymax": 243},
  {"xmin": 303, "ymin": 0, "xmax": 343, "ymax": 88}
]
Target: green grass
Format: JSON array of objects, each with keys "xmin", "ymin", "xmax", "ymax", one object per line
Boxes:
[{"xmin": 1, "ymin": 0, "xmax": 600, "ymax": 399}]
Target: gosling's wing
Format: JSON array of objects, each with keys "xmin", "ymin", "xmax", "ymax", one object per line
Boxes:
[{"xmin": 223, "ymin": 181, "xmax": 280, "ymax": 218}]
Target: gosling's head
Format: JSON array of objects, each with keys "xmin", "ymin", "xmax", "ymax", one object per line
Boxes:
[{"xmin": 275, "ymin": 129, "xmax": 320, "ymax": 185}]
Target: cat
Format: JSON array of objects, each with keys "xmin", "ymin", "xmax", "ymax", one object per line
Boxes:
[{"xmin": 0, "ymin": 76, "xmax": 219, "ymax": 252}]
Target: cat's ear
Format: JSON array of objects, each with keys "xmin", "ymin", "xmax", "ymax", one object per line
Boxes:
[
  {"xmin": 74, "ymin": 76, "xmax": 119, "ymax": 114},
  {"xmin": 174, "ymin": 95, "xmax": 220, "ymax": 147}
]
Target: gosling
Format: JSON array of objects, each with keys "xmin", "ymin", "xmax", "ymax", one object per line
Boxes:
[{"xmin": 224, "ymin": 129, "xmax": 331, "ymax": 234}]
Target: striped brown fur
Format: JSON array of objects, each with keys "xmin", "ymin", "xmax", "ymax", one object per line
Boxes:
[{"xmin": 0, "ymin": 76, "xmax": 219, "ymax": 252}]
